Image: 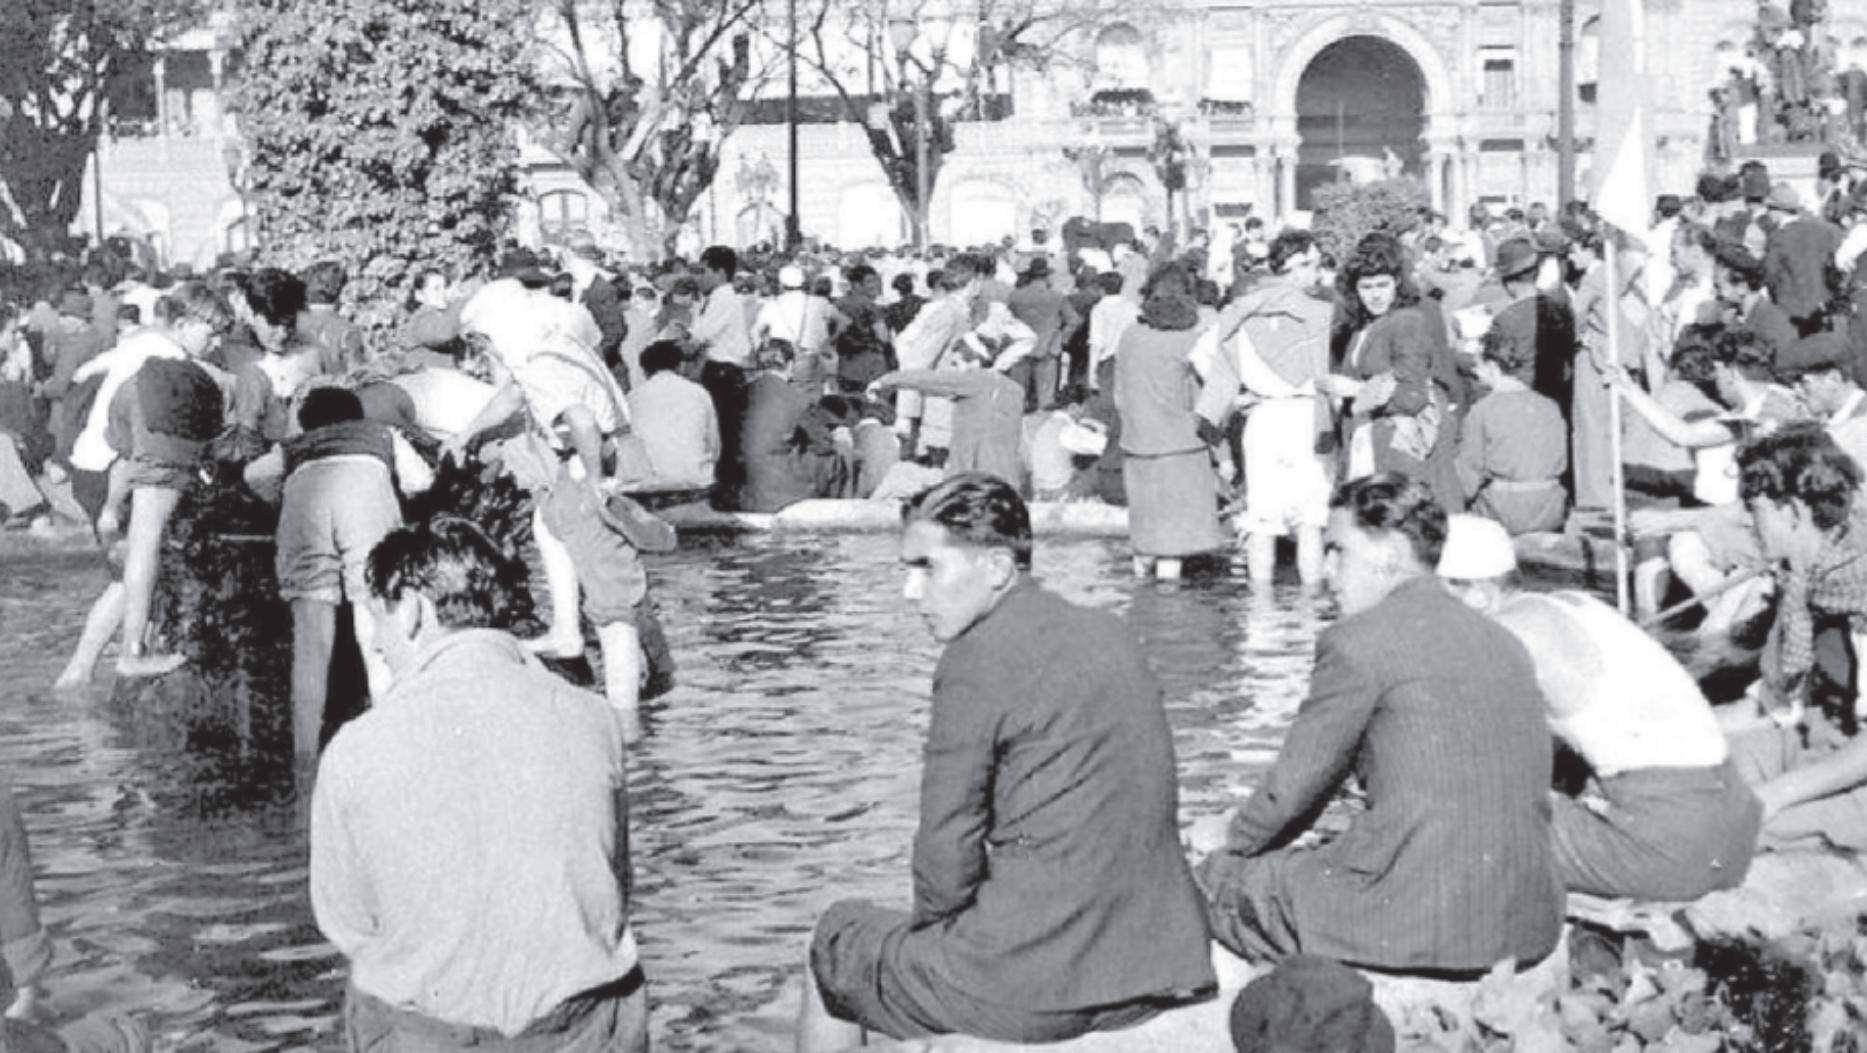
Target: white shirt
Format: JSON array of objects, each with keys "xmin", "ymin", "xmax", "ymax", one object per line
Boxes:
[
  {"xmin": 70, "ymin": 328, "xmax": 187, "ymax": 473},
  {"xmin": 625, "ymin": 371, "xmax": 720, "ymax": 487},
  {"xmin": 754, "ymin": 290, "xmax": 835, "ymax": 353},
  {"xmin": 1088, "ymin": 295, "xmax": 1141, "ymax": 376},
  {"xmin": 691, "ymin": 285, "xmax": 753, "ymax": 365}
]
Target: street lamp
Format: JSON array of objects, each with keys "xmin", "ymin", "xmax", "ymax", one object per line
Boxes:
[
  {"xmin": 221, "ymin": 139, "xmax": 248, "ymax": 256},
  {"xmin": 887, "ymin": 15, "xmax": 932, "ymax": 250}
]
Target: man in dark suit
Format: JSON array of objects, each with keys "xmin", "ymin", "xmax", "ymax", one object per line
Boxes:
[
  {"xmin": 1713, "ymin": 241, "xmax": 1798, "ymax": 360},
  {"xmin": 798, "ymin": 474, "xmax": 1215, "ymax": 1050},
  {"xmin": 1195, "ymin": 474, "xmax": 1564, "ymax": 975},
  {"xmin": 1762, "ymin": 183, "xmax": 1844, "ymax": 335}
]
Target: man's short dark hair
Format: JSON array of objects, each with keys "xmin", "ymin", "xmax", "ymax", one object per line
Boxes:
[
  {"xmin": 902, "ymin": 472, "xmax": 1033, "ymax": 571},
  {"xmin": 298, "ymin": 386, "xmax": 364, "ymax": 431},
  {"xmin": 755, "ymin": 338, "xmax": 796, "ymax": 370},
  {"xmin": 1656, "ymin": 194, "xmax": 1684, "ymax": 219},
  {"xmin": 891, "ymin": 273, "xmax": 917, "ymax": 296},
  {"xmin": 845, "ymin": 264, "xmax": 877, "ymax": 287},
  {"xmin": 1097, "ymin": 271, "xmax": 1125, "ymax": 296},
  {"xmin": 245, "ymin": 267, "xmax": 307, "ymax": 330},
  {"xmin": 700, "ymin": 245, "xmax": 738, "ymax": 278},
  {"xmin": 1738, "ymin": 423, "xmax": 1863, "ymax": 531},
  {"xmin": 640, "ymin": 339, "xmax": 685, "ymax": 376},
  {"xmin": 1267, "ymin": 230, "xmax": 1316, "ymax": 275},
  {"xmin": 1329, "ymin": 473, "xmax": 1448, "ymax": 570},
  {"xmin": 301, "ymin": 261, "xmax": 347, "ymax": 305},
  {"xmin": 1712, "ymin": 241, "xmax": 1766, "ymax": 290},
  {"xmin": 366, "ymin": 519, "xmax": 530, "ymax": 631},
  {"xmin": 1715, "ymin": 327, "xmax": 1776, "ymax": 381}
]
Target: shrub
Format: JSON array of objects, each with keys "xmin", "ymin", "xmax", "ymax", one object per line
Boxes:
[
  {"xmin": 1311, "ymin": 178, "xmax": 1430, "ymax": 266},
  {"xmin": 232, "ymin": 0, "xmax": 535, "ymax": 335}
]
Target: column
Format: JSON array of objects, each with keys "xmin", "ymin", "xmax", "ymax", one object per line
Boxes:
[
  {"xmin": 203, "ymin": 50, "xmax": 227, "ymax": 138},
  {"xmin": 1277, "ymin": 151, "xmax": 1297, "ymax": 217},
  {"xmin": 153, "ymin": 57, "xmax": 168, "ymax": 138},
  {"xmin": 1428, "ymin": 151, "xmax": 1449, "ymax": 214},
  {"xmin": 1448, "ymin": 144, "xmax": 1469, "ymax": 221}
]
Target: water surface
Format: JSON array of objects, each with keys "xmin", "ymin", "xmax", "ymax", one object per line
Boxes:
[{"xmin": 0, "ymin": 533, "xmax": 1323, "ymax": 1051}]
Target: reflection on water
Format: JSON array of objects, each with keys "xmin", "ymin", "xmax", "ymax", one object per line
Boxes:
[{"xmin": 0, "ymin": 533, "xmax": 1325, "ymax": 1052}]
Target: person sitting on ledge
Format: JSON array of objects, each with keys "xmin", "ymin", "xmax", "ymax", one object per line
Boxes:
[
  {"xmin": 796, "ymin": 474, "xmax": 1215, "ymax": 1051},
  {"xmin": 1724, "ymin": 424, "xmax": 1867, "ymax": 852},
  {"xmin": 1192, "ymin": 474, "xmax": 1563, "ymax": 975},
  {"xmin": 1438, "ymin": 514, "xmax": 1761, "ymax": 901},
  {"xmin": 312, "ymin": 519, "xmax": 647, "ymax": 1052}
]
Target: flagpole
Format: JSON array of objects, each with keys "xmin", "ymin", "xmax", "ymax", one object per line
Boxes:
[{"xmin": 1605, "ymin": 242, "xmax": 1630, "ymax": 616}]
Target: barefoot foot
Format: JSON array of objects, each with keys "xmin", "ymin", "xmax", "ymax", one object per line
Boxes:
[{"xmin": 115, "ymin": 652, "xmax": 187, "ymax": 679}]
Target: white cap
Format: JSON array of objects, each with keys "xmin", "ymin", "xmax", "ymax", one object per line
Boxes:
[
  {"xmin": 1437, "ymin": 514, "xmax": 1518, "ymax": 581},
  {"xmin": 1058, "ymin": 419, "xmax": 1109, "ymax": 457},
  {"xmin": 779, "ymin": 264, "xmax": 806, "ymax": 289}
]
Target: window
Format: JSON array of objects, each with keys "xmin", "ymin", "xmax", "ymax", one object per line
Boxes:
[
  {"xmin": 1479, "ymin": 48, "xmax": 1516, "ymax": 111},
  {"xmin": 538, "ymin": 190, "xmax": 591, "ymax": 241},
  {"xmin": 1094, "ymin": 24, "xmax": 1148, "ymax": 91}
]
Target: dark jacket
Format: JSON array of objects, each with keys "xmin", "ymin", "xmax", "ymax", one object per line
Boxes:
[
  {"xmin": 734, "ymin": 372, "xmax": 813, "ymax": 512},
  {"xmin": 1764, "ymin": 215, "xmax": 1844, "ymax": 321},
  {"xmin": 1211, "ymin": 577, "xmax": 1564, "ymax": 973},
  {"xmin": 913, "ymin": 582, "xmax": 1215, "ymax": 1010},
  {"xmin": 581, "ymin": 277, "xmax": 629, "ymax": 369}
]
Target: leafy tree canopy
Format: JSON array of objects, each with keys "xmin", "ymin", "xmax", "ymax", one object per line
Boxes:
[{"xmin": 234, "ymin": 0, "xmax": 534, "ymax": 329}]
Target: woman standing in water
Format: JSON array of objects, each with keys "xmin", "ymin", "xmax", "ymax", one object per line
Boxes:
[
  {"xmin": 1114, "ymin": 263, "xmax": 1226, "ymax": 581},
  {"xmin": 1329, "ymin": 236, "xmax": 1463, "ymax": 510}
]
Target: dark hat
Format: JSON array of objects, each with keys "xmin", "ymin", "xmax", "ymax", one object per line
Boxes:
[
  {"xmin": 57, "ymin": 290, "xmax": 94, "ymax": 317},
  {"xmin": 1494, "ymin": 236, "xmax": 1541, "ymax": 279},
  {"xmin": 1230, "ymin": 956, "xmax": 1396, "ymax": 1053},
  {"xmin": 1820, "ymin": 151, "xmax": 1844, "ymax": 180},
  {"xmin": 498, "ymin": 248, "xmax": 552, "ymax": 287},
  {"xmin": 1696, "ymin": 173, "xmax": 1732, "ymax": 203},
  {"xmin": 1776, "ymin": 333, "xmax": 1854, "ymax": 377},
  {"xmin": 1532, "ymin": 225, "xmax": 1571, "ymax": 257},
  {"xmin": 1740, "ymin": 165, "xmax": 1773, "ymax": 202},
  {"xmin": 1023, "ymin": 255, "xmax": 1053, "ymax": 279}
]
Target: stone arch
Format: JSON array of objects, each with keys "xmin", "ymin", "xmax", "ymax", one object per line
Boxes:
[
  {"xmin": 1101, "ymin": 171, "xmax": 1151, "ymax": 232},
  {"xmin": 1270, "ymin": 13, "xmax": 1455, "ymax": 137}
]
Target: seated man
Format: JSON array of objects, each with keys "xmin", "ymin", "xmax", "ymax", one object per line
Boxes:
[
  {"xmin": 311, "ymin": 519, "xmax": 646, "ymax": 1051},
  {"xmin": 1195, "ymin": 475, "xmax": 1563, "ymax": 974},
  {"xmin": 1726, "ymin": 425, "xmax": 1867, "ymax": 851},
  {"xmin": 797, "ymin": 474, "xmax": 1214, "ymax": 1050},
  {"xmin": 1439, "ymin": 514, "xmax": 1761, "ymax": 900},
  {"xmin": 625, "ymin": 339, "xmax": 719, "ymax": 489}
]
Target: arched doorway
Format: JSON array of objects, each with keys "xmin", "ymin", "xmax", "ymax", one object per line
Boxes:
[{"xmin": 1294, "ymin": 36, "xmax": 1426, "ymax": 209}]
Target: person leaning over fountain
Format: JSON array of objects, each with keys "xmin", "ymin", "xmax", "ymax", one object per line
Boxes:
[
  {"xmin": 310, "ymin": 519, "xmax": 646, "ymax": 1053},
  {"xmin": 1192, "ymin": 474, "xmax": 1563, "ymax": 975},
  {"xmin": 796, "ymin": 474, "xmax": 1215, "ymax": 1051},
  {"xmin": 1437, "ymin": 515, "xmax": 1760, "ymax": 901},
  {"xmin": 1723, "ymin": 424, "xmax": 1867, "ymax": 851}
]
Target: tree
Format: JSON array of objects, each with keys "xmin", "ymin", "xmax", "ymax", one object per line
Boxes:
[
  {"xmin": 1311, "ymin": 178, "xmax": 1429, "ymax": 268},
  {"xmin": 792, "ymin": 0, "xmax": 1174, "ymax": 247},
  {"xmin": 529, "ymin": 0, "xmax": 771, "ymax": 259},
  {"xmin": 234, "ymin": 0, "xmax": 533, "ymax": 328},
  {"xmin": 0, "ymin": 0, "xmax": 205, "ymax": 253}
]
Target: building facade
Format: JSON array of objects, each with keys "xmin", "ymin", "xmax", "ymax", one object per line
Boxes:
[{"xmin": 84, "ymin": 0, "xmax": 1865, "ymax": 266}]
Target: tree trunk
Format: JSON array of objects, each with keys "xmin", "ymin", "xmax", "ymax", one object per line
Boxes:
[{"xmin": 0, "ymin": 123, "xmax": 94, "ymax": 247}]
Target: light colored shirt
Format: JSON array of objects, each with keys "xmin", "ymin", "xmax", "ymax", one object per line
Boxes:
[
  {"xmin": 754, "ymin": 290, "xmax": 835, "ymax": 354},
  {"xmin": 692, "ymin": 285, "xmax": 753, "ymax": 365},
  {"xmin": 70, "ymin": 328, "xmax": 187, "ymax": 472},
  {"xmin": 626, "ymin": 370, "xmax": 720, "ymax": 487},
  {"xmin": 1088, "ymin": 295, "xmax": 1142, "ymax": 377},
  {"xmin": 1496, "ymin": 591, "xmax": 1728, "ymax": 775},
  {"xmin": 311, "ymin": 630, "xmax": 637, "ymax": 1036}
]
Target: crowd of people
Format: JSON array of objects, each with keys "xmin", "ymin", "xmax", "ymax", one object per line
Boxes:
[{"xmin": 2, "ymin": 145, "xmax": 1867, "ymax": 1049}]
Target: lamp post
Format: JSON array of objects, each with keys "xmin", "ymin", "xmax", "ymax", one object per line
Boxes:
[
  {"xmin": 887, "ymin": 16, "xmax": 931, "ymax": 250},
  {"xmin": 785, "ymin": 0, "xmax": 801, "ymax": 250}
]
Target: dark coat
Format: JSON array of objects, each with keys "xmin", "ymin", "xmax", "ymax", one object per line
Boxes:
[
  {"xmin": 1209, "ymin": 577, "xmax": 1564, "ymax": 973},
  {"xmin": 912, "ymin": 581, "xmax": 1215, "ymax": 1010},
  {"xmin": 1764, "ymin": 215, "xmax": 1844, "ymax": 322},
  {"xmin": 734, "ymin": 372, "xmax": 812, "ymax": 512}
]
